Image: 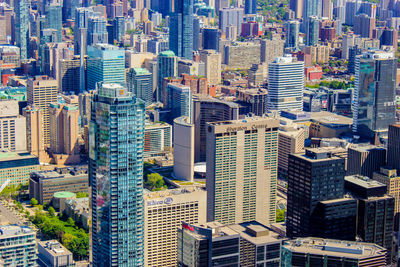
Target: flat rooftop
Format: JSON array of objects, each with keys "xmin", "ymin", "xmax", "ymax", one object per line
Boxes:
[
  {"xmin": 0, "ymin": 151, "xmax": 37, "ymax": 162},
  {"xmin": 310, "ymin": 111, "xmax": 353, "ymax": 126},
  {"xmin": 0, "ymin": 225, "xmax": 34, "ymax": 238},
  {"xmin": 345, "ymin": 175, "xmax": 385, "ymax": 189},
  {"xmin": 283, "ymin": 238, "xmax": 386, "ymax": 259},
  {"xmin": 38, "ymin": 240, "xmax": 73, "ymax": 257},
  {"xmin": 227, "ymin": 222, "xmax": 285, "ymax": 245},
  {"xmin": 349, "ymin": 144, "xmax": 385, "ymax": 153}
]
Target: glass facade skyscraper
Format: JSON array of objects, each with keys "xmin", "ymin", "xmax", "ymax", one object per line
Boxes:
[
  {"xmin": 14, "ymin": 0, "xmax": 29, "ymax": 60},
  {"xmin": 90, "ymin": 83, "xmax": 145, "ymax": 266},
  {"xmin": 87, "ymin": 44, "xmax": 125, "ymax": 90},
  {"xmin": 127, "ymin": 68, "xmax": 153, "ymax": 107},
  {"xmin": 45, "ymin": 4, "xmax": 62, "ymax": 42},
  {"xmin": 353, "ymin": 51, "xmax": 397, "ymax": 138},
  {"xmin": 169, "ymin": 0, "xmax": 194, "ymax": 59},
  {"xmin": 157, "ymin": 50, "xmax": 177, "ymax": 102}
]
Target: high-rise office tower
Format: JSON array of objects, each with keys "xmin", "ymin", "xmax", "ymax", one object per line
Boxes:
[
  {"xmin": 127, "ymin": 68, "xmax": 153, "ymax": 106},
  {"xmin": 322, "ymin": 0, "xmax": 333, "ymax": 19},
  {"xmin": 169, "ymin": 0, "xmax": 193, "ymax": 60},
  {"xmin": 0, "ymin": 100, "xmax": 27, "ymax": 152},
  {"xmin": 90, "ymin": 83, "xmax": 145, "ymax": 266},
  {"xmin": 285, "ymin": 20, "xmax": 300, "ymax": 49},
  {"xmin": 305, "ymin": 16, "xmax": 319, "ymax": 46},
  {"xmin": 193, "ymin": 96, "xmax": 239, "ymax": 162},
  {"xmin": 287, "ymin": 148, "xmax": 347, "ymax": 238},
  {"xmin": 193, "ymin": 16, "xmax": 200, "ymax": 51},
  {"xmin": 23, "ymin": 106, "xmax": 50, "ymax": 163},
  {"xmin": 74, "ymin": 7, "xmax": 93, "ymax": 55},
  {"xmin": 157, "ymin": 50, "xmax": 177, "ymax": 102},
  {"xmin": 27, "ymin": 76, "xmax": 58, "ymax": 147},
  {"xmin": 112, "ymin": 16, "xmax": 125, "ymax": 43},
  {"xmin": 199, "ymin": 50, "xmax": 221, "ymax": 85},
  {"xmin": 278, "ymin": 125, "xmax": 305, "ymax": 176},
  {"xmin": 354, "ymin": 14, "xmax": 375, "ymax": 38},
  {"xmin": 202, "ymin": 28, "xmax": 219, "ymax": 51},
  {"xmin": 166, "ymin": 83, "xmax": 192, "ymax": 122},
  {"xmin": 219, "ymin": 7, "xmax": 244, "ymax": 36},
  {"xmin": 14, "ymin": 0, "xmax": 29, "ymax": 60},
  {"xmin": 345, "ymin": 175, "xmax": 394, "ymax": 261},
  {"xmin": 260, "ymin": 38, "xmax": 285, "ymax": 64},
  {"xmin": 244, "ymin": 0, "xmax": 257, "ymax": 14},
  {"xmin": 88, "ymin": 16, "xmax": 108, "ymax": 45},
  {"xmin": 49, "ymin": 103, "xmax": 80, "ymax": 164},
  {"xmin": 45, "ymin": 4, "xmax": 62, "ymax": 42},
  {"xmin": 303, "ymin": 0, "xmax": 322, "ymax": 19},
  {"xmin": 206, "ymin": 117, "xmax": 280, "ymax": 226},
  {"xmin": 290, "ymin": 0, "xmax": 303, "ymax": 19},
  {"xmin": 388, "ymin": 125, "xmax": 400, "ymax": 171},
  {"xmin": 353, "ymin": 51, "xmax": 397, "ymax": 138},
  {"xmin": 60, "ymin": 55, "xmax": 87, "ymax": 94},
  {"xmin": 87, "ymin": 44, "xmax": 125, "ymax": 90},
  {"xmin": 267, "ymin": 55, "xmax": 304, "ymax": 112},
  {"xmin": 347, "ymin": 145, "xmax": 386, "ymax": 178}
]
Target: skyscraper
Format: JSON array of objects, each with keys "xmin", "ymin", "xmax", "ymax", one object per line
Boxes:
[
  {"xmin": 387, "ymin": 125, "xmax": 400, "ymax": 171},
  {"xmin": 90, "ymin": 83, "xmax": 145, "ymax": 266},
  {"xmin": 14, "ymin": 0, "xmax": 29, "ymax": 60},
  {"xmin": 353, "ymin": 51, "xmax": 397, "ymax": 138},
  {"xmin": 285, "ymin": 20, "xmax": 300, "ymax": 49},
  {"xmin": 87, "ymin": 44, "xmax": 125, "ymax": 90},
  {"xmin": 27, "ymin": 76, "xmax": 58, "ymax": 147},
  {"xmin": 290, "ymin": 0, "xmax": 303, "ymax": 19},
  {"xmin": 127, "ymin": 68, "xmax": 153, "ymax": 106},
  {"xmin": 157, "ymin": 50, "xmax": 177, "ymax": 102},
  {"xmin": 287, "ymin": 148, "xmax": 347, "ymax": 238},
  {"xmin": 45, "ymin": 4, "xmax": 62, "ymax": 42},
  {"xmin": 244, "ymin": 0, "xmax": 257, "ymax": 14},
  {"xmin": 267, "ymin": 55, "xmax": 304, "ymax": 112},
  {"xmin": 202, "ymin": 28, "xmax": 219, "ymax": 51},
  {"xmin": 166, "ymin": 83, "xmax": 192, "ymax": 122},
  {"xmin": 305, "ymin": 16, "xmax": 319, "ymax": 46},
  {"xmin": 88, "ymin": 16, "xmax": 108, "ymax": 45},
  {"xmin": 193, "ymin": 96, "xmax": 239, "ymax": 162},
  {"xmin": 206, "ymin": 117, "xmax": 280, "ymax": 226},
  {"xmin": 169, "ymin": 0, "xmax": 194, "ymax": 59},
  {"xmin": 303, "ymin": 0, "xmax": 322, "ymax": 18},
  {"xmin": 219, "ymin": 7, "xmax": 244, "ymax": 36}
]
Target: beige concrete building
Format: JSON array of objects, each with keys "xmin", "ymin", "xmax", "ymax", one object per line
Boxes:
[
  {"xmin": 260, "ymin": 38, "xmax": 285, "ymax": 64},
  {"xmin": 173, "ymin": 116, "xmax": 195, "ymax": 181},
  {"xmin": 278, "ymin": 125, "xmax": 305, "ymax": 175},
  {"xmin": 206, "ymin": 117, "xmax": 280, "ymax": 226},
  {"xmin": 23, "ymin": 106, "xmax": 51, "ymax": 163},
  {"xmin": 38, "ymin": 240, "xmax": 74, "ymax": 267},
  {"xmin": 0, "ymin": 151, "xmax": 39, "ymax": 186},
  {"xmin": 224, "ymin": 42, "xmax": 261, "ymax": 69},
  {"xmin": 49, "ymin": 103, "xmax": 80, "ymax": 165},
  {"xmin": 0, "ymin": 100, "xmax": 26, "ymax": 152},
  {"xmin": 144, "ymin": 186, "xmax": 206, "ymax": 267},
  {"xmin": 199, "ymin": 49, "xmax": 221, "ymax": 85},
  {"xmin": 304, "ymin": 45, "xmax": 330, "ymax": 64},
  {"xmin": 27, "ymin": 76, "xmax": 58, "ymax": 146},
  {"xmin": 373, "ymin": 167, "xmax": 400, "ymax": 214}
]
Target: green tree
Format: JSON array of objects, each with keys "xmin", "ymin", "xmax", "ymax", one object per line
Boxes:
[
  {"xmin": 66, "ymin": 217, "xmax": 75, "ymax": 227},
  {"xmin": 145, "ymin": 173, "xmax": 165, "ymax": 191},
  {"xmin": 30, "ymin": 198, "xmax": 38, "ymax": 206},
  {"xmin": 76, "ymin": 192, "xmax": 88, "ymax": 198},
  {"xmin": 276, "ymin": 209, "xmax": 285, "ymax": 222},
  {"xmin": 48, "ymin": 207, "xmax": 56, "ymax": 217}
]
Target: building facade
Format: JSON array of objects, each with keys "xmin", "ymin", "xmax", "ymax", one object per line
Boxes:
[
  {"xmin": 206, "ymin": 117, "xmax": 279, "ymax": 225},
  {"xmin": 0, "ymin": 151, "xmax": 39, "ymax": 186},
  {"xmin": 90, "ymin": 83, "xmax": 145, "ymax": 266}
]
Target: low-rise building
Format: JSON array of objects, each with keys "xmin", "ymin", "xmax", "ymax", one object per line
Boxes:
[
  {"xmin": 0, "ymin": 151, "xmax": 39, "ymax": 186},
  {"xmin": 29, "ymin": 167, "xmax": 88, "ymax": 205},
  {"xmin": 0, "ymin": 225, "xmax": 37, "ymax": 266},
  {"xmin": 64, "ymin": 197, "xmax": 90, "ymax": 230},
  {"xmin": 38, "ymin": 240, "xmax": 75, "ymax": 267}
]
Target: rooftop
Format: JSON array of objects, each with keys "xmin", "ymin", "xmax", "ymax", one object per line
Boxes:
[
  {"xmin": 310, "ymin": 111, "xmax": 353, "ymax": 126},
  {"xmin": 349, "ymin": 144, "xmax": 385, "ymax": 153},
  {"xmin": 0, "ymin": 151, "xmax": 38, "ymax": 162},
  {"xmin": 38, "ymin": 240, "xmax": 73, "ymax": 257},
  {"xmin": 0, "ymin": 225, "xmax": 34, "ymax": 238},
  {"xmin": 53, "ymin": 191, "xmax": 76, "ymax": 199},
  {"xmin": 227, "ymin": 222, "xmax": 285, "ymax": 245},
  {"xmin": 283, "ymin": 237, "xmax": 387, "ymax": 259},
  {"xmin": 345, "ymin": 175, "xmax": 386, "ymax": 189},
  {"xmin": 159, "ymin": 50, "xmax": 176, "ymax": 57}
]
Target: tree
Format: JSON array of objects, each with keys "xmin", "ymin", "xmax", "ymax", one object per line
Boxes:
[
  {"xmin": 276, "ymin": 209, "xmax": 285, "ymax": 222},
  {"xmin": 66, "ymin": 217, "xmax": 75, "ymax": 227},
  {"xmin": 145, "ymin": 173, "xmax": 165, "ymax": 191},
  {"xmin": 76, "ymin": 192, "xmax": 88, "ymax": 198},
  {"xmin": 30, "ymin": 198, "xmax": 38, "ymax": 206},
  {"xmin": 48, "ymin": 207, "xmax": 56, "ymax": 217}
]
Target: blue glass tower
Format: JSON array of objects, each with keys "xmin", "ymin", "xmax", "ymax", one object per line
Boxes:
[
  {"xmin": 87, "ymin": 44, "xmax": 125, "ymax": 90},
  {"xmin": 14, "ymin": 0, "xmax": 29, "ymax": 60},
  {"xmin": 90, "ymin": 83, "xmax": 145, "ymax": 267},
  {"xmin": 45, "ymin": 4, "xmax": 62, "ymax": 42},
  {"xmin": 127, "ymin": 68, "xmax": 153, "ymax": 107},
  {"xmin": 157, "ymin": 50, "xmax": 177, "ymax": 102},
  {"xmin": 169, "ymin": 0, "xmax": 194, "ymax": 59},
  {"xmin": 245, "ymin": 0, "xmax": 257, "ymax": 14}
]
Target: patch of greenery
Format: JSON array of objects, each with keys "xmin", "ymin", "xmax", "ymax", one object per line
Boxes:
[
  {"xmin": 31, "ymin": 210, "xmax": 89, "ymax": 260},
  {"xmin": 144, "ymin": 173, "xmax": 167, "ymax": 191},
  {"xmin": 76, "ymin": 192, "xmax": 88, "ymax": 198},
  {"xmin": 276, "ymin": 209, "xmax": 285, "ymax": 223}
]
